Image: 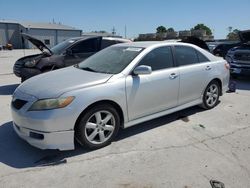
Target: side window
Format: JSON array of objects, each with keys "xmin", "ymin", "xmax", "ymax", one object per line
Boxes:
[
  {"xmin": 71, "ymin": 38, "xmax": 99, "ymax": 53},
  {"xmin": 138, "ymin": 46, "xmax": 174, "ymax": 71},
  {"xmin": 196, "ymin": 50, "xmax": 210, "ymax": 63},
  {"xmin": 101, "ymin": 39, "xmax": 116, "ymax": 49},
  {"xmin": 175, "ymin": 46, "xmax": 199, "ymax": 66}
]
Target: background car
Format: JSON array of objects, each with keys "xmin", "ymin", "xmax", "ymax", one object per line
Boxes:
[
  {"xmin": 212, "ymin": 41, "xmax": 241, "ymax": 58},
  {"xmin": 225, "ymin": 30, "xmax": 250, "ymax": 78},
  {"xmin": 13, "ymin": 33, "xmax": 131, "ymax": 82},
  {"xmin": 11, "ymin": 41, "xmax": 229, "ymax": 151}
]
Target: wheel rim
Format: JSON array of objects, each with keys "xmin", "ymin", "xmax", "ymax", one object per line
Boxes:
[
  {"xmin": 85, "ymin": 110, "xmax": 115, "ymax": 145},
  {"xmin": 206, "ymin": 84, "xmax": 219, "ymax": 107}
]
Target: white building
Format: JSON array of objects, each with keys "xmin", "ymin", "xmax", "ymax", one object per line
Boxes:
[{"xmin": 0, "ymin": 20, "xmax": 82, "ymax": 49}]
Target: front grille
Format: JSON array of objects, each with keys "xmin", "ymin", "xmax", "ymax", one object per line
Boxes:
[
  {"xmin": 234, "ymin": 52, "xmax": 250, "ymax": 61},
  {"xmin": 12, "ymin": 99, "xmax": 28, "ymax": 110}
]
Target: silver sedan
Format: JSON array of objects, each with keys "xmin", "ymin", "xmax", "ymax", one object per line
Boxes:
[{"xmin": 11, "ymin": 42, "xmax": 230, "ymax": 150}]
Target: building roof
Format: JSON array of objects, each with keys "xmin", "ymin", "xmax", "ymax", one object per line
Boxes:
[
  {"xmin": 82, "ymin": 32, "xmax": 122, "ymax": 38},
  {"xmin": 0, "ymin": 19, "xmax": 81, "ymax": 31}
]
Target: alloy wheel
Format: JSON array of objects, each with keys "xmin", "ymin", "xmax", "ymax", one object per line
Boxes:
[
  {"xmin": 84, "ymin": 110, "xmax": 115, "ymax": 145},
  {"xmin": 205, "ymin": 84, "xmax": 219, "ymax": 107}
]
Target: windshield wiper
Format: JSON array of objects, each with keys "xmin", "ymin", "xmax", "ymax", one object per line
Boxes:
[{"xmin": 80, "ymin": 67, "xmax": 97, "ymax": 72}]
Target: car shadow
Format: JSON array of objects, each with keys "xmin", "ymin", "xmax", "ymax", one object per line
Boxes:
[
  {"xmin": 0, "ymin": 84, "xmax": 19, "ymax": 95},
  {"xmin": 0, "ymin": 106, "xmax": 204, "ymax": 169}
]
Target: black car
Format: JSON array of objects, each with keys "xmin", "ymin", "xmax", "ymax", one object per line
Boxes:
[
  {"xmin": 212, "ymin": 41, "xmax": 241, "ymax": 58},
  {"xmin": 13, "ymin": 34, "xmax": 131, "ymax": 81},
  {"xmin": 225, "ymin": 30, "xmax": 250, "ymax": 77}
]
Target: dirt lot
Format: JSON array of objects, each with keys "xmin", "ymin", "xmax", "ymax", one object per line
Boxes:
[{"xmin": 0, "ymin": 50, "xmax": 250, "ymax": 188}]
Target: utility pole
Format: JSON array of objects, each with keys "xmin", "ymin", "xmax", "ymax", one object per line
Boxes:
[
  {"xmin": 124, "ymin": 25, "xmax": 127, "ymax": 39},
  {"xmin": 111, "ymin": 27, "xmax": 116, "ymax": 36}
]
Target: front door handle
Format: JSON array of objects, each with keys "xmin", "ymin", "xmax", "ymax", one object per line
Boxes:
[
  {"xmin": 169, "ymin": 73, "xmax": 178, "ymax": 79},
  {"xmin": 205, "ymin": 66, "xmax": 212, "ymax": 71}
]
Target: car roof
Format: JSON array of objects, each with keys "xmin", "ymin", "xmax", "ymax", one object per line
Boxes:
[
  {"xmin": 68, "ymin": 36, "xmax": 131, "ymax": 43},
  {"xmin": 115, "ymin": 41, "xmax": 194, "ymax": 48}
]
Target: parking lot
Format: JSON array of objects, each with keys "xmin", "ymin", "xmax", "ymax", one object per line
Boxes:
[{"xmin": 0, "ymin": 50, "xmax": 250, "ymax": 188}]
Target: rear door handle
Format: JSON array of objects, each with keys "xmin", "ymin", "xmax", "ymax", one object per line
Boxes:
[
  {"xmin": 169, "ymin": 73, "xmax": 178, "ymax": 79},
  {"xmin": 205, "ymin": 66, "xmax": 212, "ymax": 71}
]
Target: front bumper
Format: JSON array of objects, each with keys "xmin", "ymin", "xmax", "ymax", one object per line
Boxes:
[
  {"xmin": 11, "ymin": 89, "xmax": 77, "ymax": 151},
  {"xmin": 13, "ymin": 122, "xmax": 74, "ymax": 150}
]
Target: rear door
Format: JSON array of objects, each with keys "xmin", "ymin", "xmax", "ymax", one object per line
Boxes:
[
  {"xmin": 126, "ymin": 46, "xmax": 179, "ymax": 120},
  {"xmin": 64, "ymin": 38, "xmax": 101, "ymax": 66},
  {"xmin": 174, "ymin": 45, "xmax": 211, "ymax": 105}
]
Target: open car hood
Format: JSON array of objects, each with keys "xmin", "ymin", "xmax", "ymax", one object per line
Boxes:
[
  {"xmin": 239, "ymin": 30, "xmax": 250, "ymax": 43},
  {"xmin": 181, "ymin": 36, "xmax": 210, "ymax": 51},
  {"xmin": 21, "ymin": 33, "xmax": 52, "ymax": 55}
]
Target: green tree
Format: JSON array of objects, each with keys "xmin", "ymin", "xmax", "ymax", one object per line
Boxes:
[
  {"xmin": 227, "ymin": 29, "xmax": 240, "ymax": 41},
  {"xmin": 156, "ymin": 26, "xmax": 167, "ymax": 33},
  {"xmin": 192, "ymin": 24, "xmax": 212, "ymax": 36},
  {"xmin": 167, "ymin": 27, "xmax": 175, "ymax": 32}
]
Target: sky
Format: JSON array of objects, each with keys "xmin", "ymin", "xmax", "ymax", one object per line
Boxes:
[{"xmin": 1, "ymin": 0, "xmax": 250, "ymax": 39}]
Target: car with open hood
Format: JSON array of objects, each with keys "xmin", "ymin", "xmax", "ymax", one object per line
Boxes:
[
  {"xmin": 11, "ymin": 41, "xmax": 229, "ymax": 151},
  {"xmin": 225, "ymin": 30, "xmax": 250, "ymax": 77},
  {"xmin": 13, "ymin": 33, "xmax": 131, "ymax": 82}
]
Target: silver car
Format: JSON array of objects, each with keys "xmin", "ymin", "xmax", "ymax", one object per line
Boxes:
[{"xmin": 11, "ymin": 42, "xmax": 229, "ymax": 150}]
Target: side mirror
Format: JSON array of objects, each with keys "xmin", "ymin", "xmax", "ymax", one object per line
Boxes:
[
  {"xmin": 133, "ymin": 65, "xmax": 152, "ymax": 75},
  {"xmin": 66, "ymin": 49, "xmax": 73, "ymax": 56}
]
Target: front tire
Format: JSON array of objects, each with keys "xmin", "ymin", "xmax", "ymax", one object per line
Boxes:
[
  {"xmin": 75, "ymin": 104, "xmax": 120, "ymax": 149},
  {"xmin": 201, "ymin": 81, "xmax": 220, "ymax": 109}
]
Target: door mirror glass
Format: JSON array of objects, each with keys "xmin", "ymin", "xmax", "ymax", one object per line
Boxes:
[{"xmin": 133, "ymin": 65, "xmax": 152, "ymax": 75}]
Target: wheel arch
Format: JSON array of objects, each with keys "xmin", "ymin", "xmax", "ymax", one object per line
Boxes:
[
  {"xmin": 74, "ymin": 100, "xmax": 125, "ymax": 132},
  {"xmin": 210, "ymin": 78, "xmax": 222, "ymax": 96}
]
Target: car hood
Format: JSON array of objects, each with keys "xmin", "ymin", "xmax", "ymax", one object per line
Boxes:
[
  {"xmin": 239, "ymin": 30, "xmax": 250, "ymax": 43},
  {"xmin": 17, "ymin": 66, "xmax": 113, "ymax": 99},
  {"xmin": 22, "ymin": 33, "xmax": 52, "ymax": 55}
]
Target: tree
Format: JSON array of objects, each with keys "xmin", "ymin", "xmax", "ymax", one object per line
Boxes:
[
  {"xmin": 156, "ymin": 26, "xmax": 167, "ymax": 33},
  {"xmin": 227, "ymin": 29, "xmax": 240, "ymax": 41},
  {"xmin": 228, "ymin": 26, "xmax": 233, "ymax": 33},
  {"xmin": 192, "ymin": 24, "xmax": 212, "ymax": 36},
  {"xmin": 167, "ymin": 27, "xmax": 175, "ymax": 32}
]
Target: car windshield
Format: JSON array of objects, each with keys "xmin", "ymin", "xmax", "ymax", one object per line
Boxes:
[
  {"xmin": 78, "ymin": 46, "xmax": 144, "ymax": 74},
  {"xmin": 51, "ymin": 39, "xmax": 78, "ymax": 55}
]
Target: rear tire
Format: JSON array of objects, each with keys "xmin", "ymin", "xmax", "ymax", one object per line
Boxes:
[
  {"xmin": 75, "ymin": 104, "xmax": 120, "ymax": 150},
  {"xmin": 200, "ymin": 81, "xmax": 220, "ymax": 110}
]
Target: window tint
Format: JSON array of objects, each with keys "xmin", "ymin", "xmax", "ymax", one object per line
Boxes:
[
  {"xmin": 138, "ymin": 47, "xmax": 174, "ymax": 71},
  {"xmin": 175, "ymin": 46, "xmax": 199, "ymax": 66},
  {"xmin": 101, "ymin": 39, "xmax": 116, "ymax": 49},
  {"xmin": 71, "ymin": 38, "xmax": 99, "ymax": 53},
  {"xmin": 196, "ymin": 50, "xmax": 210, "ymax": 62}
]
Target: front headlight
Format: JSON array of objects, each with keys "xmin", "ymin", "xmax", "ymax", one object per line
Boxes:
[
  {"xmin": 29, "ymin": 96, "xmax": 75, "ymax": 111},
  {"xmin": 25, "ymin": 60, "xmax": 37, "ymax": 68}
]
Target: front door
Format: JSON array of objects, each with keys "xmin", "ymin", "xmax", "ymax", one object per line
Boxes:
[{"xmin": 126, "ymin": 46, "xmax": 179, "ymax": 120}]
